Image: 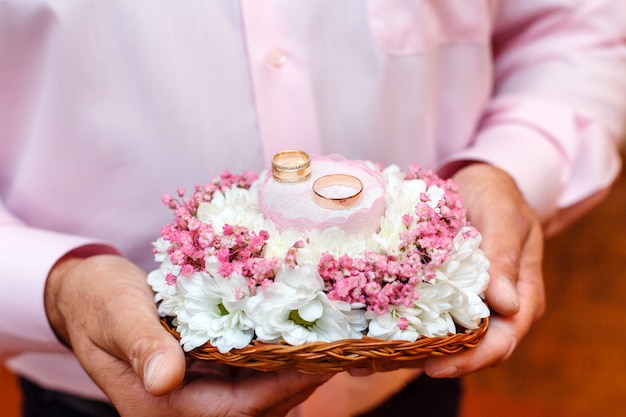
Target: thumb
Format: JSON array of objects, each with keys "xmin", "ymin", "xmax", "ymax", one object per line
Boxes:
[
  {"xmin": 105, "ymin": 258, "xmax": 187, "ymax": 395},
  {"xmin": 476, "ymin": 193, "xmax": 540, "ymax": 316},
  {"xmin": 87, "ymin": 301, "xmax": 187, "ymax": 400},
  {"xmin": 127, "ymin": 322, "xmax": 187, "ymax": 396},
  {"xmin": 486, "ymin": 276, "xmax": 520, "ymax": 316},
  {"xmin": 82, "ymin": 314, "xmax": 187, "ymax": 411},
  {"xmin": 75, "ymin": 255, "xmax": 188, "ymax": 397},
  {"xmin": 474, "ymin": 208, "xmax": 524, "ymax": 316},
  {"xmin": 451, "ymin": 163, "xmax": 524, "ymax": 316}
]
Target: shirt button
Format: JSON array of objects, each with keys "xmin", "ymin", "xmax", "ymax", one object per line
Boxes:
[{"xmin": 266, "ymin": 48, "xmax": 288, "ymax": 68}]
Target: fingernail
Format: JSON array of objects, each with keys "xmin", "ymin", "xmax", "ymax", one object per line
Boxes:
[
  {"xmin": 429, "ymin": 365, "xmax": 460, "ymax": 378},
  {"xmin": 144, "ymin": 353, "xmax": 163, "ymax": 390},
  {"xmin": 499, "ymin": 277, "xmax": 520, "ymax": 312}
]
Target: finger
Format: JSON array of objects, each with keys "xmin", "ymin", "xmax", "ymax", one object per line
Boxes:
[
  {"xmin": 234, "ymin": 370, "xmax": 335, "ymax": 416},
  {"xmin": 480, "ymin": 195, "xmax": 545, "ymax": 317},
  {"xmin": 451, "ymin": 164, "xmax": 527, "ymax": 315},
  {"xmin": 469, "ymin": 183, "xmax": 534, "ymax": 314},
  {"xmin": 424, "ymin": 235, "xmax": 544, "ymax": 378},
  {"xmin": 102, "ymin": 276, "xmax": 186, "ymax": 395},
  {"xmin": 471, "ymin": 197, "xmax": 530, "ymax": 316},
  {"xmin": 126, "ymin": 326, "xmax": 187, "ymax": 396},
  {"xmin": 65, "ymin": 255, "xmax": 187, "ymax": 397},
  {"xmin": 423, "ymin": 315, "xmax": 517, "ymax": 378},
  {"xmin": 76, "ymin": 301, "xmax": 187, "ymax": 413}
]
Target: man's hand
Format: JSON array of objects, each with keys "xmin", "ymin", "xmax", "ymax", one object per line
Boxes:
[
  {"xmin": 45, "ymin": 254, "xmax": 332, "ymax": 417},
  {"xmin": 424, "ymin": 162, "xmax": 546, "ymax": 378}
]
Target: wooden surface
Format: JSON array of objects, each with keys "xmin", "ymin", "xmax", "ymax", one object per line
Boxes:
[
  {"xmin": 0, "ymin": 365, "xmax": 20, "ymax": 417},
  {"xmin": 1, "ymin": 164, "xmax": 625, "ymax": 416}
]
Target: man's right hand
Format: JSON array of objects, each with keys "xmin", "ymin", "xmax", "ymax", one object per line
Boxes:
[{"xmin": 44, "ymin": 254, "xmax": 332, "ymax": 417}]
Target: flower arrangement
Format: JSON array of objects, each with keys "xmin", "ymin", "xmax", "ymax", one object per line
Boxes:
[{"xmin": 148, "ymin": 162, "xmax": 490, "ymax": 356}]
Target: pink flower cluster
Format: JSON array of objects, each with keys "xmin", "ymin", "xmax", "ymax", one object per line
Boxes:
[
  {"xmin": 319, "ymin": 165, "xmax": 470, "ymax": 314},
  {"xmin": 158, "ymin": 171, "xmax": 280, "ymax": 291},
  {"xmin": 157, "ymin": 165, "xmax": 471, "ymax": 316},
  {"xmin": 318, "ymin": 251, "xmax": 422, "ymax": 314}
]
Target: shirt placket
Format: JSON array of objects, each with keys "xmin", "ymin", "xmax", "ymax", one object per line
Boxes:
[{"xmin": 239, "ymin": 1, "xmax": 322, "ymax": 163}]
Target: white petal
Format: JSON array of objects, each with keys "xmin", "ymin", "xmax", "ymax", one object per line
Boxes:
[{"xmin": 298, "ymin": 300, "xmax": 323, "ymax": 322}]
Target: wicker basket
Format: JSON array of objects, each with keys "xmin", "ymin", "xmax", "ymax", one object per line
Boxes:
[{"xmin": 161, "ymin": 316, "xmax": 489, "ymax": 373}]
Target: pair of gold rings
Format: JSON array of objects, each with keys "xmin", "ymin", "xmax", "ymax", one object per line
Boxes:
[{"xmin": 272, "ymin": 150, "xmax": 363, "ymax": 210}]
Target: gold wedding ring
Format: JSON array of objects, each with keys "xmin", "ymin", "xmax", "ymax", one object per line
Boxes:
[
  {"xmin": 272, "ymin": 150, "xmax": 311, "ymax": 184},
  {"xmin": 312, "ymin": 174, "xmax": 363, "ymax": 210}
]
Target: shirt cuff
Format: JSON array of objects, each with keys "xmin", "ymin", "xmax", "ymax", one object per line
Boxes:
[
  {"xmin": 439, "ymin": 123, "xmax": 565, "ymax": 220},
  {"xmin": 439, "ymin": 96, "xmax": 622, "ymax": 220}
]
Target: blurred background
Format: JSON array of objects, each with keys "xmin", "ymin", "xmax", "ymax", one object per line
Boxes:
[{"xmin": 2, "ymin": 151, "xmax": 625, "ymax": 417}]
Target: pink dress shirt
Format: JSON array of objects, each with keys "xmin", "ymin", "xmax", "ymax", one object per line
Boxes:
[{"xmin": 1, "ymin": 0, "xmax": 625, "ymax": 405}]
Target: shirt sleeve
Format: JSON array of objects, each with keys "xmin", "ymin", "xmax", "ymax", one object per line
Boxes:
[
  {"xmin": 0, "ymin": 202, "xmax": 119, "ymax": 356},
  {"xmin": 440, "ymin": 0, "xmax": 626, "ymax": 220}
]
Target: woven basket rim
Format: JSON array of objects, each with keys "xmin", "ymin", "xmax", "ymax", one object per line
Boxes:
[{"xmin": 161, "ymin": 316, "xmax": 489, "ymax": 373}]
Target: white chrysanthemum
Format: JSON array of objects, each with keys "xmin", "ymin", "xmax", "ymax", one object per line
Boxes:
[
  {"xmin": 264, "ymin": 226, "xmax": 369, "ymax": 266},
  {"xmin": 380, "ymin": 165, "xmax": 404, "ymax": 196},
  {"xmin": 152, "ymin": 237, "xmax": 172, "ymax": 262},
  {"xmin": 373, "ymin": 169, "xmax": 445, "ymax": 254},
  {"xmin": 411, "ymin": 282, "xmax": 459, "ymax": 336},
  {"xmin": 263, "ymin": 226, "xmax": 308, "ymax": 259},
  {"xmin": 175, "ymin": 272, "xmax": 256, "ymax": 353},
  {"xmin": 196, "ymin": 185, "xmax": 266, "ymax": 233},
  {"xmin": 366, "ymin": 308, "xmax": 419, "ymax": 341},
  {"xmin": 365, "ymin": 228, "xmax": 489, "ymax": 340},
  {"xmin": 437, "ymin": 227, "xmax": 490, "ymax": 329},
  {"xmin": 366, "ymin": 282, "xmax": 457, "ymax": 341},
  {"xmin": 147, "ymin": 256, "xmax": 178, "ymax": 297},
  {"xmin": 248, "ymin": 265, "xmax": 364, "ymax": 345},
  {"xmin": 296, "ymin": 227, "xmax": 369, "ymax": 265},
  {"xmin": 147, "ymin": 257, "xmax": 184, "ymax": 317}
]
